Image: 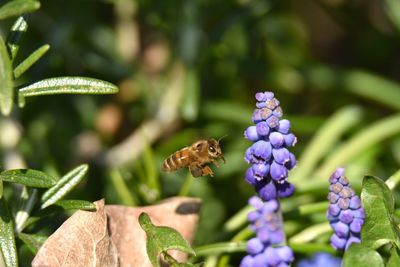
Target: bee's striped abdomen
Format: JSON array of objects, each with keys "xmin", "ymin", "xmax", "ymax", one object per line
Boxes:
[{"xmin": 162, "ymin": 148, "xmax": 190, "ymax": 172}]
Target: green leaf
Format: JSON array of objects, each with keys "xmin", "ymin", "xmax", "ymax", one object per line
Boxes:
[
  {"xmin": 0, "ymin": 0, "xmax": 40, "ymax": 20},
  {"xmin": 17, "ymin": 232, "xmax": 46, "ymax": 255},
  {"xmin": 361, "ymin": 175, "xmax": 400, "ymax": 249},
  {"xmin": 181, "ymin": 69, "xmax": 199, "ymax": 122},
  {"xmin": 139, "ymin": 212, "xmax": 195, "ymax": 267},
  {"xmin": 388, "ymin": 246, "xmax": 400, "ymax": 267},
  {"xmin": 18, "ymin": 76, "xmax": 119, "ymax": 107},
  {"xmin": 0, "ymin": 197, "xmax": 17, "ymax": 267},
  {"xmin": 342, "ymin": 244, "xmax": 384, "ymax": 267},
  {"xmin": 6, "ymin": 15, "xmax": 29, "ymax": 61},
  {"xmin": 40, "ymin": 164, "xmax": 89, "ymax": 209},
  {"xmin": 0, "ymin": 35, "xmax": 14, "ymax": 116},
  {"xmin": 0, "ymin": 169, "xmax": 57, "ymax": 188},
  {"xmin": 0, "ymin": 179, "xmax": 3, "ymax": 199},
  {"xmin": 384, "ymin": 0, "xmax": 400, "ymax": 33},
  {"xmin": 51, "ymin": 199, "xmax": 96, "ymax": 211},
  {"xmin": 13, "ymin": 44, "xmax": 50, "ymax": 78},
  {"xmin": 317, "ymin": 113, "xmax": 400, "ymax": 179}
]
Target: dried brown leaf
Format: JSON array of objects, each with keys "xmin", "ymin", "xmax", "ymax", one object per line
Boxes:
[
  {"xmin": 32, "ymin": 199, "xmax": 118, "ymax": 267},
  {"xmin": 32, "ymin": 197, "xmax": 201, "ymax": 267}
]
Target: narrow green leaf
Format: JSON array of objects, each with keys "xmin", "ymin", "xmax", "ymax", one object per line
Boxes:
[
  {"xmin": 51, "ymin": 200, "xmax": 96, "ymax": 211},
  {"xmin": 342, "ymin": 244, "xmax": 384, "ymax": 267},
  {"xmin": 13, "ymin": 44, "xmax": 50, "ymax": 78},
  {"xmin": 0, "ymin": 197, "xmax": 17, "ymax": 267},
  {"xmin": 388, "ymin": 246, "xmax": 400, "ymax": 267},
  {"xmin": 6, "ymin": 15, "xmax": 29, "ymax": 60},
  {"xmin": 40, "ymin": 164, "xmax": 89, "ymax": 209},
  {"xmin": 17, "ymin": 233, "xmax": 46, "ymax": 255},
  {"xmin": 291, "ymin": 106, "xmax": 362, "ymax": 183},
  {"xmin": 181, "ymin": 69, "xmax": 199, "ymax": 122},
  {"xmin": 0, "ymin": 179, "xmax": 3, "ymax": 199},
  {"xmin": 139, "ymin": 212, "xmax": 195, "ymax": 267},
  {"xmin": 194, "ymin": 242, "xmax": 246, "ymax": 256},
  {"xmin": 109, "ymin": 169, "xmax": 137, "ymax": 206},
  {"xmin": 317, "ymin": 114, "xmax": 400, "ymax": 179},
  {"xmin": 18, "ymin": 76, "xmax": 119, "ymax": 107},
  {"xmin": 361, "ymin": 175, "xmax": 400, "ymax": 249},
  {"xmin": 0, "ymin": 35, "xmax": 14, "ymax": 116},
  {"xmin": 0, "ymin": 0, "xmax": 40, "ymax": 20},
  {"xmin": 384, "ymin": 0, "xmax": 400, "ymax": 33},
  {"xmin": 0, "ymin": 169, "xmax": 57, "ymax": 188}
]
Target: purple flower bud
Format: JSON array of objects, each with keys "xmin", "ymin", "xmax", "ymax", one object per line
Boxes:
[
  {"xmin": 244, "ymin": 126, "xmax": 260, "ymax": 141},
  {"xmin": 240, "ymin": 255, "xmax": 254, "ymax": 267},
  {"xmin": 278, "ymin": 119, "xmax": 291, "ymax": 134},
  {"xmin": 269, "ymin": 230, "xmax": 284, "ymax": 244},
  {"xmin": 269, "ymin": 132, "xmax": 285, "ymax": 148},
  {"xmin": 272, "ymin": 148, "xmax": 290, "ymax": 165},
  {"xmin": 329, "ymin": 167, "xmax": 345, "ymax": 183},
  {"xmin": 283, "ymin": 133, "xmax": 297, "ymax": 147},
  {"xmin": 256, "ymin": 227, "xmax": 270, "ymax": 243},
  {"xmin": 248, "ymin": 210, "xmax": 260, "ymax": 222},
  {"xmin": 338, "ymin": 198, "xmax": 350, "ymax": 210},
  {"xmin": 252, "ymin": 109, "xmax": 263, "ymax": 123},
  {"xmin": 251, "ymin": 140, "xmax": 272, "ymax": 163},
  {"xmin": 270, "ymin": 161, "xmax": 288, "ymax": 182},
  {"xmin": 339, "ymin": 209, "xmax": 354, "ymax": 224},
  {"xmin": 252, "ymin": 163, "xmax": 270, "ymax": 180},
  {"xmin": 328, "ymin": 204, "xmax": 341, "ymax": 216},
  {"xmin": 285, "ymin": 153, "xmax": 297, "ymax": 170},
  {"xmin": 275, "ymin": 246, "xmax": 294, "ymax": 263},
  {"xmin": 277, "ymin": 182, "xmax": 295, "ymax": 198},
  {"xmin": 328, "ymin": 192, "xmax": 339, "ymax": 203},
  {"xmin": 256, "ymin": 121, "xmax": 270, "ymax": 136},
  {"xmin": 257, "ymin": 180, "xmax": 277, "ymax": 201},
  {"xmin": 247, "ymin": 238, "xmax": 264, "ymax": 255},
  {"xmin": 352, "ymin": 208, "xmax": 365, "ymax": 219},
  {"xmin": 264, "ymin": 246, "xmax": 280, "ymax": 266},
  {"xmin": 261, "ymin": 199, "xmax": 279, "ymax": 212},
  {"xmin": 273, "ymin": 106, "xmax": 283, "ymax": 118},
  {"xmin": 255, "ymin": 92, "xmax": 267, "ymax": 102},
  {"xmin": 349, "ymin": 196, "xmax": 361, "ymax": 209},
  {"xmin": 330, "ymin": 234, "xmax": 346, "ymax": 250},
  {"xmin": 245, "ymin": 168, "xmax": 256, "ymax": 185},
  {"xmin": 266, "ymin": 115, "xmax": 280, "ymax": 128},
  {"xmin": 260, "ymin": 108, "xmax": 273, "ymax": 120},
  {"xmin": 298, "ymin": 253, "xmax": 341, "ymax": 267},
  {"xmin": 333, "ymin": 222, "xmax": 350, "ymax": 238},
  {"xmin": 253, "ymin": 254, "xmax": 268, "ymax": 267},
  {"xmin": 350, "ymin": 218, "xmax": 364, "ymax": 233},
  {"xmin": 266, "ymin": 98, "xmax": 279, "ymax": 110},
  {"xmin": 249, "ymin": 196, "xmax": 264, "ymax": 209}
]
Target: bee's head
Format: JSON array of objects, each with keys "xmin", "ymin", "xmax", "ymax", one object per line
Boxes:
[{"xmin": 208, "ymin": 137, "xmax": 225, "ymax": 163}]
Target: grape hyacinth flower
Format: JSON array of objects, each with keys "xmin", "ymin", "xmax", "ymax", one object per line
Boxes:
[
  {"xmin": 327, "ymin": 167, "xmax": 365, "ymax": 251},
  {"xmin": 244, "ymin": 92, "xmax": 297, "ymax": 201},
  {"xmin": 297, "ymin": 252, "xmax": 341, "ymax": 267},
  {"xmin": 241, "ymin": 92, "xmax": 296, "ymax": 267},
  {"xmin": 240, "ymin": 196, "xmax": 294, "ymax": 267}
]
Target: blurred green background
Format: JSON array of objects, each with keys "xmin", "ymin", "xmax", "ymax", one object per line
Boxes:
[{"xmin": 3, "ymin": 0, "xmax": 400, "ymax": 265}]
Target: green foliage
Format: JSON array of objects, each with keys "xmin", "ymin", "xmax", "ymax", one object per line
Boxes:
[
  {"xmin": 0, "ymin": 197, "xmax": 17, "ymax": 267},
  {"xmin": 343, "ymin": 244, "xmax": 384, "ymax": 267},
  {"xmin": 0, "ymin": 169, "xmax": 56, "ymax": 188},
  {"xmin": 0, "ymin": 0, "xmax": 40, "ymax": 20},
  {"xmin": 139, "ymin": 212, "xmax": 196, "ymax": 267}
]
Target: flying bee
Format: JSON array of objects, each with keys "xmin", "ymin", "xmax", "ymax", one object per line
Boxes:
[{"xmin": 161, "ymin": 137, "xmax": 226, "ymax": 177}]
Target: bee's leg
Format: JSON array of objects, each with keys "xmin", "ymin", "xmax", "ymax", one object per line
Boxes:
[
  {"xmin": 190, "ymin": 166, "xmax": 203, "ymax": 177},
  {"xmin": 201, "ymin": 166, "xmax": 214, "ymax": 177},
  {"xmin": 212, "ymin": 159, "xmax": 220, "ymax": 168}
]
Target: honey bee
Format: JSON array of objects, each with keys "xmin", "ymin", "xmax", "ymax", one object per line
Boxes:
[{"xmin": 162, "ymin": 138, "xmax": 225, "ymax": 177}]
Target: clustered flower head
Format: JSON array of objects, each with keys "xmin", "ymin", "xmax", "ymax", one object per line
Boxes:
[
  {"xmin": 244, "ymin": 92, "xmax": 297, "ymax": 201},
  {"xmin": 240, "ymin": 196, "xmax": 294, "ymax": 267},
  {"xmin": 297, "ymin": 252, "xmax": 341, "ymax": 267},
  {"xmin": 241, "ymin": 92, "xmax": 296, "ymax": 267},
  {"xmin": 327, "ymin": 167, "xmax": 365, "ymax": 251}
]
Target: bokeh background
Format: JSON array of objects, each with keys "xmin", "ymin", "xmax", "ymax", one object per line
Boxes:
[{"xmin": 3, "ymin": 0, "xmax": 400, "ymax": 265}]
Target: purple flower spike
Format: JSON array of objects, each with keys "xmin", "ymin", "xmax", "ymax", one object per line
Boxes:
[
  {"xmin": 327, "ymin": 168, "xmax": 365, "ymax": 251},
  {"xmin": 242, "ymin": 91, "xmax": 297, "ymax": 266},
  {"xmin": 297, "ymin": 253, "xmax": 341, "ymax": 267}
]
